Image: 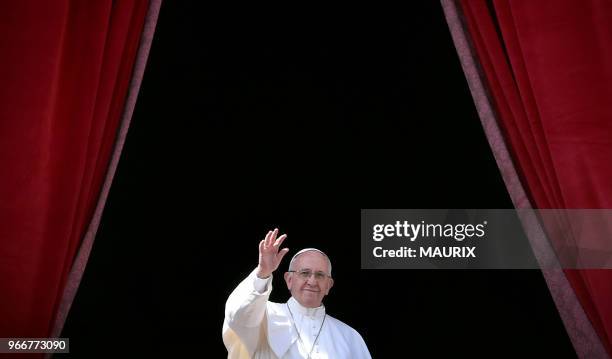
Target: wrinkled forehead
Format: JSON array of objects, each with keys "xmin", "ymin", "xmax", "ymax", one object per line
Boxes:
[{"xmin": 292, "ymin": 250, "xmax": 331, "ymax": 273}]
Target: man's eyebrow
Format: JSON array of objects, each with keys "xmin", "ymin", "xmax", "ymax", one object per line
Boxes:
[{"xmin": 299, "ymin": 268, "xmax": 327, "ymax": 273}]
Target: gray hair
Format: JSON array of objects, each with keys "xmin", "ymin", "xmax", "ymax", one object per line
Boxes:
[{"xmin": 288, "ymin": 248, "xmax": 332, "ymax": 276}]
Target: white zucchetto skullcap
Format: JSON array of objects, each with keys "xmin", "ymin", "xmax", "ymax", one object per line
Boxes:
[{"xmin": 288, "ymin": 248, "xmax": 332, "ymax": 275}]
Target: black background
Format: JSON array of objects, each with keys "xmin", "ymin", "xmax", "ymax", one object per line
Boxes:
[{"xmin": 62, "ymin": 1, "xmax": 577, "ymax": 357}]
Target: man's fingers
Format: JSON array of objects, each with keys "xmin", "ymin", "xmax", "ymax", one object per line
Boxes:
[
  {"xmin": 263, "ymin": 229, "xmax": 285, "ymax": 254},
  {"xmin": 259, "ymin": 239, "xmax": 265, "ymax": 253},
  {"xmin": 274, "ymin": 234, "xmax": 287, "ymax": 247},
  {"xmin": 269, "ymin": 228, "xmax": 278, "ymax": 246},
  {"xmin": 277, "ymin": 247, "xmax": 290, "ymax": 262},
  {"xmin": 264, "ymin": 230, "xmax": 272, "ymax": 248}
]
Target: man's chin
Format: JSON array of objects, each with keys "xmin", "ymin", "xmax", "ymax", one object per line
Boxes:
[{"xmin": 297, "ymin": 295, "xmax": 322, "ymax": 308}]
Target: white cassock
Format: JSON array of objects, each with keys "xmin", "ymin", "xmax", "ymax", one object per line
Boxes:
[{"xmin": 223, "ymin": 269, "xmax": 372, "ymax": 359}]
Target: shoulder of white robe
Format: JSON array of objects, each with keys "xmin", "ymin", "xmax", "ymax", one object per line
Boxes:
[{"xmin": 325, "ymin": 315, "xmax": 371, "ymax": 356}]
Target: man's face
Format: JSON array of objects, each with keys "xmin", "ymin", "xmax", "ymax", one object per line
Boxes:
[{"xmin": 284, "ymin": 251, "xmax": 334, "ymax": 308}]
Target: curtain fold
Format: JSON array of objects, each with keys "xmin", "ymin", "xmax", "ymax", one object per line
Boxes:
[
  {"xmin": 0, "ymin": 0, "xmax": 153, "ymax": 348},
  {"xmin": 444, "ymin": 0, "xmax": 612, "ymax": 357},
  {"xmin": 50, "ymin": 0, "xmax": 163, "ymax": 340}
]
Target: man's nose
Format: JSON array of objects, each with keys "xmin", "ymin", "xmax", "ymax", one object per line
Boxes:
[{"xmin": 306, "ymin": 275, "xmax": 318, "ymax": 285}]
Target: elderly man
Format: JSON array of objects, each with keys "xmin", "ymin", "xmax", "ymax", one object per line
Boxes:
[{"xmin": 223, "ymin": 228, "xmax": 372, "ymax": 358}]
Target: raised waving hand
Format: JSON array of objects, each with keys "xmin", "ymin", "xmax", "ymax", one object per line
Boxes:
[{"xmin": 256, "ymin": 228, "xmax": 289, "ymax": 278}]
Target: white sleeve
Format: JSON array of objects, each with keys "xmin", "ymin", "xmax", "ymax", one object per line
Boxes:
[
  {"xmin": 222, "ymin": 268, "xmax": 273, "ymax": 358},
  {"xmin": 352, "ymin": 329, "xmax": 373, "ymax": 359},
  {"xmin": 358, "ymin": 340, "xmax": 373, "ymax": 358},
  {"xmin": 254, "ymin": 274, "xmax": 271, "ymax": 294}
]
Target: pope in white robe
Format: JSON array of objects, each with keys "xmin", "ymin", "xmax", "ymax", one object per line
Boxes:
[{"xmin": 223, "ymin": 229, "xmax": 372, "ymax": 359}]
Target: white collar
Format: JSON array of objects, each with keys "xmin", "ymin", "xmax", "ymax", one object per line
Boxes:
[{"xmin": 287, "ymin": 296, "xmax": 326, "ymax": 319}]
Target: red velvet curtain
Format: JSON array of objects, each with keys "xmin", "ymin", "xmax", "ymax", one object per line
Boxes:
[
  {"xmin": 458, "ymin": 0, "xmax": 612, "ymax": 356},
  {"xmin": 0, "ymin": 0, "xmax": 149, "ymax": 342}
]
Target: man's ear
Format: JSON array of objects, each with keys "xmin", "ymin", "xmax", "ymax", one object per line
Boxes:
[
  {"xmin": 284, "ymin": 271, "xmax": 291, "ymax": 289},
  {"xmin": 325, "ymin": 278, "xmax": 334, "ymax": 295}
]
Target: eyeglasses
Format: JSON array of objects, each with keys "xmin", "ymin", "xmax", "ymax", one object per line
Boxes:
[{"xmin": 288, "ymin": 269, "xmax": 331, "ymax": 281}]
